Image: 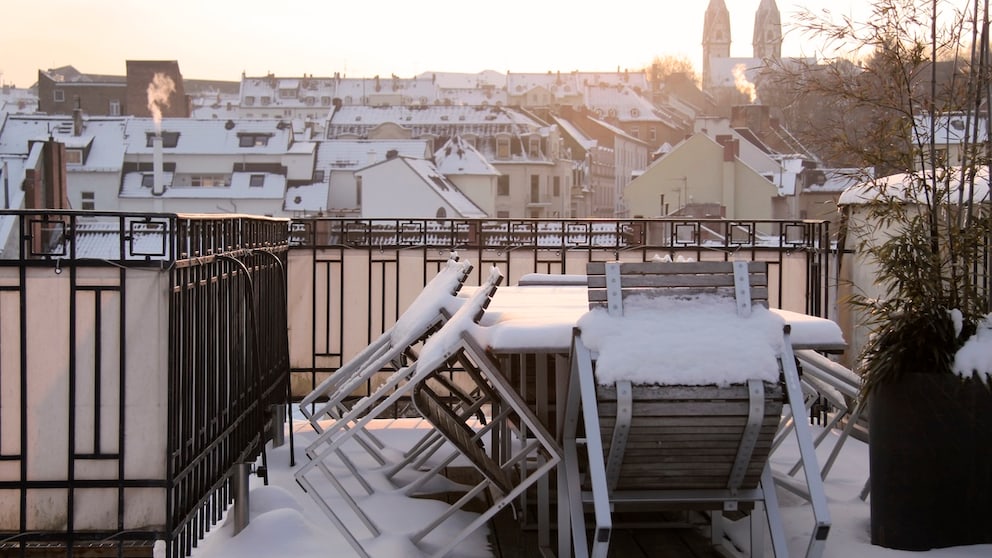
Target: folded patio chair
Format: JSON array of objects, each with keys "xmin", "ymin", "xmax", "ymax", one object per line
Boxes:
[
  {"xmin": 298, "ymin": 254, "xmax": 472, "ymax": 470},
  {"xmin": 562, "ymin": 260, "xmax": 831, "ymax": 558},
  {"xmin": 774, "ymin": 349, "xmax": 867, "ymax": 498},
  {"xmin": 296, "ymin": 266, "xmax": 562, "ymax": 558}
]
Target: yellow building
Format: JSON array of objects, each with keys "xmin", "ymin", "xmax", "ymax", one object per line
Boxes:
[{"xmin": 624, "ymin": 133, "xmax": 778, "ymax": 220}]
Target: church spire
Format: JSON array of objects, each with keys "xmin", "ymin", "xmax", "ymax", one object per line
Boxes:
[
  {"xmin": 702, "ymin": 0, "xmax": 732, "ymax": 88},
  {"xmin": 753, "ymin": 0, "xmax": 783, "ymax": 60}
]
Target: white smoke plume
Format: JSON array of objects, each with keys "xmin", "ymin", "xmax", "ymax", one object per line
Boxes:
[
  {"xmin": 732, "ymin": 64, "xmax": 757, "ymax": 104},
  {"xmin": 146, "ymin": 73, "xmax": 176, "ymax": 132}
]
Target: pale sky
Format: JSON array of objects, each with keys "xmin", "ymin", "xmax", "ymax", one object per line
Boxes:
[{"xmin": 0, "ymin": 1, "xmax": 875, "ymax": 88}]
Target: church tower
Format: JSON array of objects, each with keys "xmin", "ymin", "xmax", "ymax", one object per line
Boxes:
[
  {"xmin": 753, "ymin": 0, "xmax": 783, "ymax": 60},
  {"xmin": 702, "ymin": 0, "xmax": 732, "ymax": 89}
]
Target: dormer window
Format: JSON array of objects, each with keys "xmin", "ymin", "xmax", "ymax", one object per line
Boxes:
[
  {"xmin": 244, "ymin": 96, "xmax": 255, "ymax": 106},
  {"xmin": 496, "ymin": 137, "xmax": 511, "ymax": 159},
  {"xmin": 141, "ymin": 174, "xmax": 154, "ymax": 188},
  {"xmin": 279, "ymin": 88, "xmax": 297, "ymax": 99},
  {"xmin": 261, "ymin": 96, "xmax": 271, "ymax": 106},
  {"xmin": 249, "ymin": 174, "xmax": 265, "ymax": 187},
  {"xmin": 146, "ymin": 131, "xmax": 180, "ymax": 148},
  {"xmin": 238, "ymin": 133, "xmax": 272, "ymax": 147},
  {"xmin": 66, "ymin": 149, "xmax": 83, "ymax": 165},
  {"xmin": 528, "ymin": 137, "xmax": 541, "ymax": 158}
]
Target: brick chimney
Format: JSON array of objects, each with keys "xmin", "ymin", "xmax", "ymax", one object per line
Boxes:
[
  {"xmin": 716, "ymin": 135, "xmax": 739, "ymax": 161},
  {"xmin": 731, "ymin": 104, "xmax": 771, "ymax": 136},
  {"xmin": 72, "ymin": 99, "xmax": 83, "ymax": 136}
]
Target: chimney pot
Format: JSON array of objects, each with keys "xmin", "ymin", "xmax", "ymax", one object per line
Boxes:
[{"xmin": 72, "ymin": 108, "xmax": 83, "ymax": 136}]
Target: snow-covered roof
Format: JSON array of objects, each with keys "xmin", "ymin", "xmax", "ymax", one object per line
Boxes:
[
  {"xmin": 803, "ymin": 168, "xmax": 862, "ymax": 194},
  {"xmin": 838, "ymin": 168, "xmax": 990, "ymax": 205},
  {"xmin": 319, "ymin": 139, "xmax": 431, "ymax": 170},
  {"xmin": 328, "ymin": 104, "xmax": 539, "ymax": 129},
  {"xmin": 507, "ymin": 72, "xmax": 583, "ymax": 100},
  {"xmin": 123, "ymin": 118, "xmax": 300, "ymax": 155},
  {"xmin": 0, "ymin": 115, "xmax": 127, "ymax": 172},
  {"xmin": 584, "ymin": 85, "xmax": 666, "ymax": 124},
  {"xmin": 284, "ymin": 182, "xmax": 328, "ymax": 213},
  {"xmin": 399, "ymin": 158, "xmax": 487, "ymax": 218},
  {"xmin": 417, "ymin": 71, "xmax": 507, "ymax": 89},
  {"xmin": 357, "ymin": 156, "xmax": 487, "ymax": 218},
  {"xmin": 433, "ymin": 136, "xmax": 499, "ymax": 176},
  {"xmin": 549, "ymin": 115, "xmax": 597, "ymax": 151},
  {"xmin": 437, "ymin": 88, "xmax": 508, "ymax": 107},
  {"xmin": 914, "ymin": 113, "xmax": 990, "ymax": 145}
]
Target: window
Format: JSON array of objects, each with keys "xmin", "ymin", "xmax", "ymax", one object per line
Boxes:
[
  {"xmin": 496, "ymin": 137, "xmax": 510, "ymax": 159},
  {"xmin": 630, "ymin": 126, "xmax": 639, "ymax": 138},
  {"xmin": 145, "ymin": 132, "xmax": 180, "ymax": 148},
  {"xmin": 249, "ymin": 174, "xmax": 265, "ymax": 187},
  {"xmin": 244, "ymin": 96, "xmax": 255, "ymax": 106},
  {"xmin": 321, "ymin": 96, "xmax": 332, "ymax": 106},
  {"xmin": 930, "ymin": 147, "xmax": 948, "ymax": 166},
  {"xmin": 109, "ymin": 99, "xmax": 121, "ymax": 116},
  {"xmin": 191, "ymin": 175, "xmax": 229, "ymax": 187},
  {"xmin": 553, "ymin": 176, "xmax": 561, "ymax": 197},
  {"xmin": 649, "ymin": 127, "xmax": 657, "ymax": 142},
  {"xmin": 261, "ymin": 96, "xmax": 271, "ymax": 106},
  {"xmin": 65, "ymin": 149, "xmax": 83, "ymax": 165},
  {"xmin": 141, "ymin": 174, "xmax": 154, "ymax": 188},
  {"xmin": 356, "ymin": 176, "xmax": 362, "ymax": 205},
  {"xmin": 279, "ymin": 88, "xmax": 297, "ymax": 98},
  {"xmin": 313, "ymin": 170, "xmax": 325, "ymax": 182},
  {"xmin": 238, "ymin": 133, "xmax": 271, "ymax": 147},
  {"xmin": 497, "ymin": 210, "xmax": 510, "ymax": 218},
  {"xmin": 528, "ymin": 137, "xmax": 541, "ymax": 158},
  {"xmin": 54, "ymin": 89, "xmax": 65, "ymax": 102},
  {"xmin": 81, "ymin": 191, "xmax": 95, "ymax": 210},
  {"xmin": 497, "ymin": 175, "xmax": 510, "ymax": 196},
  {"xmin": 530, "ymin": 175, "xmax": 540, "ymax": 202}
]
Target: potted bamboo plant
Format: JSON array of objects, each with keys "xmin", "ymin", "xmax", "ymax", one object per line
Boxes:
[{"xmin": 773, "ymin": 0, "xmax": 992, "ymax": 550}]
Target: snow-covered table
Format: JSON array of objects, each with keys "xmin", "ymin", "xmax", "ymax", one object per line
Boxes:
[{"xmin": 464, "ymin": 284, "xmax": 846, "ymax": 354}]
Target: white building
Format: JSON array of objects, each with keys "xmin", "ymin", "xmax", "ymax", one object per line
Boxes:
[
  {"xmin": 0, "ymin": 113, "xmax": 321, "ymax": 216},
  {"xmin": 355, "ymin": 155, "xmax": 487, "ymax": 219},
  {"xmin": 326, "ymin": 104, "xmax": 573, "ymax": 218}
]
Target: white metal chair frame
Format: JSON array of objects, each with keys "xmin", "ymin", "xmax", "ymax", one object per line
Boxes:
[
  {"xmin": 297, "ymin": 256, "xmax": 473, "ymax": 479},
  {"xmin": 294, "ymin": 267, "xmax": 562, "ymax": 558}
]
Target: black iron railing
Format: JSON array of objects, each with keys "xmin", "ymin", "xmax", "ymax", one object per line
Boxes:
[
  {"xmin": 0, "ymin": 210, "xmax": 290, "ymax": 558},
  {"xmin": 287, "ymin": 217, "xmax": 835, "ymax": 403},
  {"xmin": 0, "ymin": 212, "xmax": 831, "ymax": 555}
]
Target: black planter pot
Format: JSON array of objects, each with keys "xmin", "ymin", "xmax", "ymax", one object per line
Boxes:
[{"xmin": 869, "ymin": 372, "xmax": 992, "ymax": 550}]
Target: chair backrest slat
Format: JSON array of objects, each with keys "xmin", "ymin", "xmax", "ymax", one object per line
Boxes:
[{"xmin": 586, "ymin": 260, "xmax": 768, "ymax": 311}]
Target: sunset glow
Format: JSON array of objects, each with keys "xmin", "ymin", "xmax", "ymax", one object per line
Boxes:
[{"xmin": 0, "ymin": 0, "xmax": 873, "ymax": 88}]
